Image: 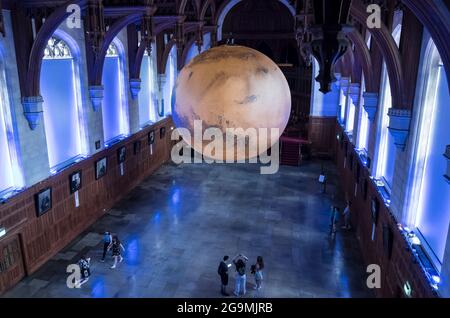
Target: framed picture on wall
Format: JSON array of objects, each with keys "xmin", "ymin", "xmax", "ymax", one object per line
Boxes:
[
  {"xmin": 95, "ymin": 157, "xmax": 107, "ymax": 180},
  {"xmin": 35, "ymin": 188, "xmax": 52, "ymax": 217},
  {"xmin": 69, "ymin": 170, "xmax": 82, "ymax": 194},
  {"xmin": 117, "ymin": 146, "xmax": 126, "ymax": 163},
  {"xmin": 134, "ymin": 140, "xmax": 141, "ymax": 155},
  {"xmin": 148, "ymin": 130, "xmax": 155, "ymax": 145},
  {"xmin": 160, "ymin": 127, "xmax": 166, "ymax": 139}
]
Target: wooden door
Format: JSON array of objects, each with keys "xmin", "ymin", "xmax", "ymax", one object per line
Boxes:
[{"xmin": 0, "ymin": 235, "xmax": 25, "ymax": 295}]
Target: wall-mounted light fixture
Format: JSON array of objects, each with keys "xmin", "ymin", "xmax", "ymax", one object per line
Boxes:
[{"xmin": 0, "ymin": 227, "xmax": 6, "ymax": 238}]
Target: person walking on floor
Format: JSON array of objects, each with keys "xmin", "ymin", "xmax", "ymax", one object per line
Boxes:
[
  {"xmin": 218, "ymin": 255, "xmax": 230, "ymax": 296},
  {"xmin": 232, "ymin": 254, "xmax": 248, "ymax": 296},
  {"xmin": 101, "ymin": 231, "xmax": 112, "ymax": 262},
  {"xmin": 108, "ymin": 236, "xmax": 125, "ymax": 269},
  {"xmin": 329, "ymin": 205, "xmax": 340, "ymax": 237},
  {"xmin": 342, "ymin": 200, "xmax": 352, "ymax": 230}
]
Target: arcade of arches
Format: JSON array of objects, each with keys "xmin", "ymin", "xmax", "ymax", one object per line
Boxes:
[{"xmin": 0, "ymin": 0, "xmax": 449, "ymax": 298}]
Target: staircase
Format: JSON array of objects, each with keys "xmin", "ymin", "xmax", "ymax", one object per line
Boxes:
[{"xmin": 280, "ymin": 140, "xmax": 301, "ymax": 166}]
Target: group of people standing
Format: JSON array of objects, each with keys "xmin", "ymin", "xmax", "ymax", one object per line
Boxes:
[
  {"xmin": 218, "ymin": 254, "xmax": 264, "ymax": 297},
  {"xmin": 76, "ymin": 231, "xmax": 125, "ymax": 286},
  {"xmin": 101, "ymin": 231, "xmax": 125, "ymax": 269},
  {"xmin": 329, "ymin": 200, "xmax": 352, "ymax": 238}
]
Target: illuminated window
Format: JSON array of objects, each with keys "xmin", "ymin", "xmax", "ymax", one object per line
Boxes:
[
  {"xmin": 373, "ymin": 25, "xmax": 402, "ymax": 190},
  {"xmin": 184, "ymin": 33, "xmax": 211, "ymax": 65},
  {"xmin": 44, "ymin": 37, "xmax": 72, "ymax": 59},
  {"xmin": 139, "ymin": 43, "xmax": 158, "ymax": 126},
  {"xmin": 339, "ymin": 85, "xmax": 346, "ymax": 124},
  {"xmin": 41, "ymin": 35, "xmax": 86, "ymax": 172},
  {"xmin": 102, "ymin": 40, "xmax": 129, "ymax": 145},
  {"xmin": 106, "ymin": 42, "xmax": 119, "ymax": 57},
  {"xmin": 407, "ymin": 37, "xmax": 450, "ymax": 271},
  {"xmin": 374, "ymin": 63, "xmax": 396, "ymax": 189},
  {"xmin": 345, "ymin": 96, "xmax": 355, "ymax": 134},
  {"xmin": 163, "ymin": 45, "xmax": 177, "ymax": 117},
  {"xmin": 357, "ymin": 81, "xmax": 369, "ymax": 151},
  {"xmin": 0, "ymin": 54, "xmax": 23, "ymax": 196}
]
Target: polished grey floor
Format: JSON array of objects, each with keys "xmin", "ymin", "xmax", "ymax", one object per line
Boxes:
[{"xmin": 3, "ymin": 161, "xmax": 373, "ymax": 298}]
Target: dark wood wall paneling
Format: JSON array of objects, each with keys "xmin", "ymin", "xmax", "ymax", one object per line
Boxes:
[
  {"xmin": 308, "ymin": 117, "xmax": 336, "ymax": 158},
  {"xmin": 0, "ymin": 118, "xmax": 174, "ymax": 294},
  {"xmin": 335, "ymin": 123, "xmax": 437, "ymax": 298}
]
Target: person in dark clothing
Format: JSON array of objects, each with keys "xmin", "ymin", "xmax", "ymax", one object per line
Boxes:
[
  {"xmin": 78, "ymin": 255, "xmax": 91, "ymax": 285},
  {"xmin": 329, "ymin": 205, "xmax": 340, "ymax": 236},
  {"xmin": 218, "ymin": 255, "xmax": 230, "ymax": 296},
  {"xmin": 108, "ymin": 236, "xmax": 125, "ymax": 269},
  {"xmin": 101, "ymin": 231, "xmax": 112, "ymax": 262}
]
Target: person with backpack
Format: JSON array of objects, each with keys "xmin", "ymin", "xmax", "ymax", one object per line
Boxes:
[
  {"xmin": 78, "ymin": 255, "xmax": 91, "ymax": 286},
  {"xmin": 101, "ymin": 231, "xmax": 112, "ymax": 262},
  {"xmin": 108, "ymin": 236, "xmax": 125, "ymax": 269},
  {"xmin": 217, "ymin": 255, "xmax": 230, "ymax": 296},
  {"xmin": 232, "ymin": 253, "xmax": 248, "ymax": 296}
]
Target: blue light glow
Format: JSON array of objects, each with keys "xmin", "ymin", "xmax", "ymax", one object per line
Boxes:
[
  {"xmin": 184, "ymin": 33, "xmax": 211, "ymax": 65},
  {"xmin": 125, "ymin": 236, "xmax": 140, "ymax": 266},
  {"xmin": 152, "ymin": 211, "xmax": 161, "ymax": 224},
  {"xmin": 164, "ymin": 45, "xmax": 177, "ymax": 117},
  {"xmin": 139, "ymin": 42, "xmax": 158, "ymax": 126},
  {"xmin": 41, "ymin": 49, "xmax": 83, "ymax": 170},
  {"xmin": 374, "ymin": 63, "xmax": 396, "ymax": 189},
  {"xmin": 90, "ymin": 277, "xmax": 105, "ymax": 298},
  {"xmin": 102, "ymin": 39, "xmax": 129, "ymax": 144}
]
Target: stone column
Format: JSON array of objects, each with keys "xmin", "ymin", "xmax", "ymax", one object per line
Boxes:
[
  {"xmin": 363, "ymin": 92, "xmax": 379, "ymax": 165},
  {"xmin": 87, "ymin": 85, "xmax": 105, "ymax": 153},
  {"xmin": 349, "ymin": 83, "xmax": 361, "ymax": 144},
  {"xmin": 340, "ymin": 77, "xmax": 350, "ymax": 128},
  {"xmin": 157, "ymin": 74, "xmax": 167, "ymax": 120},
  {"xmin": 128, "ymin": 79, "xmax": 141, "ymax": 134},
  {"xmin": 19, "ymin": 97, "xmax": 50, "ymax": 186}
]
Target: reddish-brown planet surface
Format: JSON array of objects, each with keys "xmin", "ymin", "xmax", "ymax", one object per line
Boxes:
[{"xmin": 172, "ymin": 45, "xmax": 291, "ymax": 161}]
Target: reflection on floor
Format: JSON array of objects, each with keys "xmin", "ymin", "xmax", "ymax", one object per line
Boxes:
[{"xmin": 3, "ymin": 161, "xmax": 374, "ymax": 298}]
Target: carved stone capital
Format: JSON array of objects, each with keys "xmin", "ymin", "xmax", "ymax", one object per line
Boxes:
[
  {"xmin": 349, "ymin": 83, "xmax": 361, "ymax": 104},
  {"xmin": 363, "ymin": 92, "xmax": 379, "ymax": 121},
  {"xmin": 387, "ymin": 108, "xmax": 412, "ymax": 151},
  {"xmin": 129, "ymin": 79, "xmax": 141, "ymax": 100},
  {"xmin": 22, "ymin": 96, "xmax": 44, "ymax": 130},
  {"xmin": 89, "ymin": 85, "xmax": 104, "ymax": 112},
  {"xmin": 340, "ymin": 77, "xmax": 350, "ymax": 95}
]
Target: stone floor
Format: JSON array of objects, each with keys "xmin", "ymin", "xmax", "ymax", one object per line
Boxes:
[{"xmin": 3, "ymin": 161, "xmax": 374, "ymax": 298}]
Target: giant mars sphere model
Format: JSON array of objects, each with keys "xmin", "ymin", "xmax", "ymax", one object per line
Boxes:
[{"xmin": 172, "ymin": 45, "xmax": 291, "ymax": 161}]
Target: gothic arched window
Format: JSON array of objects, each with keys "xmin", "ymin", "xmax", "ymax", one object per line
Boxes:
[
  {"xmin": 406, "ymin": 35, "xmax": 450, "ymax": 271},
  {"xmin": 41, "ymin": 35, "xmax": 86, "ymax": 172},
  {"xmin": 0, "ymin": 52, "xmax": 23, "ymax": 197},
  {"xmin": 102, "ymin": 39, "xmax": 129, "ymax": 145},
  {"xmin": 163, "ymin": 45, "xmax": 177, "ymax": 117},
  {"xmin": 139, "ymin": 43, "xmax": 158, "ymax": 126},
  {"xmin": 373, "ymin": 25, "xmax": 402, "ymax": 191}
]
